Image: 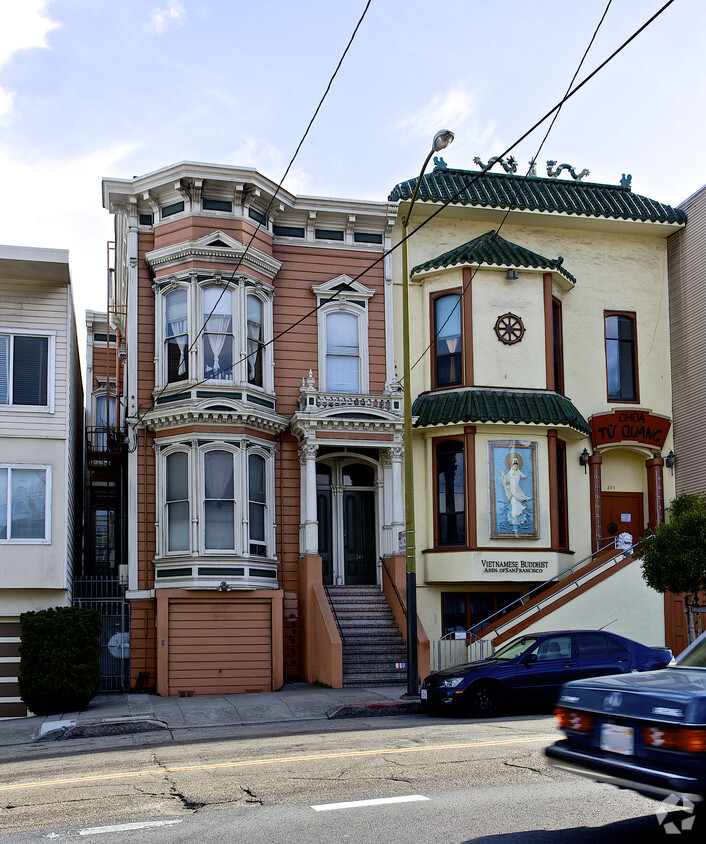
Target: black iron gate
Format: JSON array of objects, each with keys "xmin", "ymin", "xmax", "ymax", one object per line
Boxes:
[{"xmin": 73, "ymin": 577, "xmax": 130, "ymax": 692}]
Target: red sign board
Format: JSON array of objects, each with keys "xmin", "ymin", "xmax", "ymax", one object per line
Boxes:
[{"xmin": 589, "ymin": 410, "xmax": 671, "ymax": 449}]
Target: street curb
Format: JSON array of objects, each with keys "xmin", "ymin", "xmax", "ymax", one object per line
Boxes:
[
  {"xmin": 37, "ymin": 718, "xmax": 169, "ymax": 740},
  {"xmin": 326, "ymin": 701, "xmax": 422, "ymax": 719}
]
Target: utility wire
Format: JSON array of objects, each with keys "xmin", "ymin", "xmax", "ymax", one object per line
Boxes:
[
  {"xmin": 134, "ymin": 0, "xmax": 674, "ymax": 423},
  {"xmin": 411, "ymin": 0, "xmax": 614, "ymax": 376},
  {"xmin": 135, "ymin": 0, "xmax": 373, "ymax": 425}
]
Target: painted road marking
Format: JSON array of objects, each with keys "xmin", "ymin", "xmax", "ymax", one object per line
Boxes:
[
  {"xmin": 79, "ymin": 819, "xmax": 183, "ymax": 836},
  {"xmin": 312, "ymin": 794, "xmax": 429, "ymax": 812},
  {"xmin": 0, "ymin": 735, "xmax": 557, "ymax": 792}
]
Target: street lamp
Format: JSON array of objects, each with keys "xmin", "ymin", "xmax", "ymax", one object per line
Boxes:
[{"xmin": 401, "ymin": 129, "xmax": 454, "ymax": 696}]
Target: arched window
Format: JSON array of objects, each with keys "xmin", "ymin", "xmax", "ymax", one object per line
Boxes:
[
  {"xmin": 248, "ymin": 453, "xmax": 267, "ymax": 555},
  {"xmin": 165, "ymin": 289, "xmax": 188, "ymax": 383},
  {"xmin": 246, "ymin": 295, "xmax": 264, "ymax": 387},
  {"xmin": 434, "ymin": 294, "xmax": 462, "ymax": 388},
  {"xmin": 165, "ymin": 451, "xmax": 189, "ymax": 552},
  {"xmin": 203, "ymin": 288, "xmax": 233, "ymax": 381},
  {"xmin": 325, "ymin": 311, "xmax": 360, "ymax": 393},
  {"xmin": 203, "ymin": 449, "xmax": 235, "ymax": 550}
]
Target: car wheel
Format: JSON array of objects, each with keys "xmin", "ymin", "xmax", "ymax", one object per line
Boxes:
[{"xmin": 467, "ymin": 680, "xmax": 504, "ymax": 717}]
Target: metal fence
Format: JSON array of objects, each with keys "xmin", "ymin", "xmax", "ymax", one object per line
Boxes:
[
  {"xmin": 73, "ymin": 577, "xmax": 130, "ymax": 692},
  {"xmin": 430, "ymin": 636, "xmax": 494, "ymax": 672}
]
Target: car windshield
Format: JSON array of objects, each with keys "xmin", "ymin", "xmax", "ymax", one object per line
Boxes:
[
  {"xmin": 491, "ymin": 636, "xmax": 541, "ymax": 660},
  {"xmin": 676, "ymin": 636, "xmax": 706, "ymax": 668}
]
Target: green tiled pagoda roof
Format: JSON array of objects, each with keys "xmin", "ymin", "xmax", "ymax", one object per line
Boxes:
[
  {"xmin": 412, "ymin": 389, "xmax": 591, "ymax": 435},
  {"xmin": 389, "ymin": 169, "xmax": 687, "ymax": 225},
  {"xmin": 411, "ymin": 230, "xmax": 577, "ymax": 285}
]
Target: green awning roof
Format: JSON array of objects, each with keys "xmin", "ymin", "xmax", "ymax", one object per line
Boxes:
[
  {"xmin": 411, "ymin": 230, "xmax": 576, "ymax": 285},
  {"xmin": 389, "ymin": 169, "xmax": 687, "ymax": 226},
  {"xmin": 412, "ymin": 389, "xmax": 590, "ymax": 435}
]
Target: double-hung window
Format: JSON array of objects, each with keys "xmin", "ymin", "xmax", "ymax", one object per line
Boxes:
[
  {"xmin": 165, "ymin": 290, "xmax": 189, "ymax": 383},
  {"xmin": 436, "ymin": 440, "xmax": 466, "ymax": 546},
  {"xmin": 203, "ymin": 288, "xmax": 233, "ymax": 382},
  {"xmin": 0, "ymin": 333, "xmax": 50, "ymax": 407},
  {"xmin": 605, "ymin": 312, "xmax": 638, "ymax": 402},
  {"xmin": 325, "ymin": 311, "xmax": 360, "ymax": 393},
  {"xmin": 204, "ymin": 449, "xmax": 235, "ymax": 550},
  {"xmin": 0, "ymin": 465, "xmax": 50, "ymax": 542},
  {"xmin": 433, "ymin": 294, "xmax": 462, "ymax": 388},
  {"xmin": 165, "ymin": 451, "xmax": 189, "ymax": 552}
]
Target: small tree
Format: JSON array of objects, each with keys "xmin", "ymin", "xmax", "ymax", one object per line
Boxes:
[
  {"xmin": 18, "ymin": 606, "xmax": 102, "ymax": 715},
  {"xmin": 636, "ymin": 493, "xmax": 706, "ymax": 642}
]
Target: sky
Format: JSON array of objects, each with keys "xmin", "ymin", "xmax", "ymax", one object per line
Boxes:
[{"xmin": 0, "ymin": 0, "xmax": 704, "ymax": 359}]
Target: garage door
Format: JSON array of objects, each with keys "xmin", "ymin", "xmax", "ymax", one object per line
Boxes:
[{"xmin": 167, "ymin": 598, "xmax": 272, "ymax": 696}]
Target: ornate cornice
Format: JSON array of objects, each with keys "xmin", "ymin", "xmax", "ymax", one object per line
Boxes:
[
  {"xmin": 141, "ymin": 403, "xmax": 288, "ymax": 436},
  {"xmin": 145, "ymin": 236, "xmax": 282, "ymax": 280}
]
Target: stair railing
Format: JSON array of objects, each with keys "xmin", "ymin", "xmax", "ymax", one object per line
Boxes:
[
  {"xmin": 467, "ymin": 536, "xmax": 640, "ymax": 644},
  {"xmin": 323, "ymin": 584, "xmax": 347, "ymax": 646}
]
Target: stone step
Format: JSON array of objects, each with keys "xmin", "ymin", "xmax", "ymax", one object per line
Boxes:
[
  {"xmin": 343, "ymin": 653, "xmax": 408, "ymax": 666},
  {"xmin": 343, "ymin": 670, "xmax": 408, "ymax": 685}
]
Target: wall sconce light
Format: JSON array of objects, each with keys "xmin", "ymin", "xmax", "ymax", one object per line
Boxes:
[
  {"xmin": 506, "ymin": 269, "xmax": 518, "ymax": 280},
  {"xmin": 665, "ymin": 450, "xmax": 676, "ymax": 472},
  {"xmin": 579, "ymin": 448, "xmax": 590, "ymax": 474}
]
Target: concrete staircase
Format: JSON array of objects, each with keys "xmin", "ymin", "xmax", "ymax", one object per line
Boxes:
[{"xmin": 325, "ymin": 585, "xmax": 407, "ymax": 686}]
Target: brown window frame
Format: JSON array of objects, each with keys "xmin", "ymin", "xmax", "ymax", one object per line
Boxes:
[
  {"xmin": 441, "ymin": 590, "xmax": 525, "ymax": 636},
  {"xmin": 552, "ymin": 297, "xmax": 565, "ymax": 396},
  {"xmin": 433, "ymin": 435, "xmax": 467, "ymax": 549},
  {"xmin": 604, "ymin": 310, "xmax": 639, "ymax": 403},
  {"xmin": 430, "ymin": 289, "xmax": 463, "ymax": 390}
]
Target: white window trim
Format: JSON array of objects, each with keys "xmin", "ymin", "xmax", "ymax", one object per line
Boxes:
[
  {"xmin": 160, "ymin": 445, "xmax": 192, "ymax": 557},
  {"xmin": 317, "ymin": 300, "xmax": 370, "ymax": 395},
  {"xmin": 0, "ymin": 329, "xmax": 56, "ymax": 414},
  {"xmin": 0, "ymin": 464, "xmax": 52, "ymax": 545},
  {"xmin": 199, "ymin": 442, "xmax": 240, "ymax": 555},
  {"xmin": 245, "ymin": 444, "xmax": 275, "ymax": 558}
]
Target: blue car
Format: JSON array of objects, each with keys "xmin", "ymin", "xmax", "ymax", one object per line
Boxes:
[
  {"xmin": 421, "ymin": 630, "xmax": 672, "ymax": 717},
  {"xmin": 546, "ymin": 631, "xmax": 706, "ymax": 803}
]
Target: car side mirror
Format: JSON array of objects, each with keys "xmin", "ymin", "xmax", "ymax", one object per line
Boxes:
[{"xmin": 523, "ymin": 653, "xmax": 538, "ymax": 666}]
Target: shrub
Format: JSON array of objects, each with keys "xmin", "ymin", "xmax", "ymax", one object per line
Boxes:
[{"xmin": 18, "ymin": 606, "xmax": 102, "ymax": 715}]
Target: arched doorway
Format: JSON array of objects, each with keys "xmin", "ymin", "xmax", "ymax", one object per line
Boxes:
[{"xmin": 316, "ymin": 458, "xmax": 378, "ymax": 585}]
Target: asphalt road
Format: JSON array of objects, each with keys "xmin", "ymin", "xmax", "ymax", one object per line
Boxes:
[{"xmin": 0, "ymin": 711, "xmax": 701, "ymax": 842}]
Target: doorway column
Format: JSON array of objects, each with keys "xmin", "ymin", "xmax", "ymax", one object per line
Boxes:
[
  {"xmin": 299, "ymin": 442, "xmax": 319, "ymax": 554},
  {"xmin": 646, "ymin": 455, "xmax": 666, "ymax": 530},
  {"xmin": 589, "ymin": 451, "xmax": 603, "ymax": 552}
]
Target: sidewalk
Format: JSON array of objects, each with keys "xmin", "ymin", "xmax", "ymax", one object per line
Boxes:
[{"xmin": 0, "ymin": 683, "xmax": 422, "ymax": 746}]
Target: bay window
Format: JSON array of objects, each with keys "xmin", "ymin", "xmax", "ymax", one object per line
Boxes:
[
  {"xmin": 158, "ymin": 278, "xmax": 272, "ymax": 391},
  {"xmin": 160, "ymin": 440, "xmax": 273, "ymax": 559}
]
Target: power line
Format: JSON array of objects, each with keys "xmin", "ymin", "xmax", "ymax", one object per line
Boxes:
[
  {"xmin": 135, "ymin": 0, "xmax": 373, "ymax": 425},
  {"xmin": 133, "ymin": 0, "xmax": 674, "ymax": 424},
  {"xmin": 411, "ymin": 0, "xmax": 615, "ymax": 377}
]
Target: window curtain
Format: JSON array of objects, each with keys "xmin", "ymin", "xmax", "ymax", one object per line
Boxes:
[
  {"xmin": 0, "ymin": 335, "xmax": 8, "ymax": 404},
  {"xmin": 165, "ymin": 291, "xmax": 188, "ymax": 376},
  {"xmin": 204, "ymin": 450, "xmax": 235, "ymax": 549},
  {"xmin": 246, "ymin": 296, "xmax": 264, "ymax": 385},
  {"xmin": 166, "ymin": 452, "xmax": 189, "ymax": 552},
  {"xmin": 326, "ymin": 311, "xmax": 359, "ymax": 393},
  {"xmin": 10, "ymin": 468, "xmax": 46, "ymax": 539},
  {"xmin": 203, "ymin": 289, "xmax": 232, "ymax": 379}
]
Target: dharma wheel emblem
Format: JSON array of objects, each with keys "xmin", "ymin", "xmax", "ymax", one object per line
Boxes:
[{"xmin": 494, "ymin": 312, "xmax": 525, "ymax": 345}]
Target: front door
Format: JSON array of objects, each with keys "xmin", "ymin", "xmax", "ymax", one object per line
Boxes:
[
  {"xmin": 316, "ymin": 459, "xmax": 378, "ymax": 586},
  {"xmin": 343, "ymin": 490, "xmax": 376, "ymax": 585},
  {"xmin": 601, "ymin": 491, "xmax": 644, "ymax": 546}
]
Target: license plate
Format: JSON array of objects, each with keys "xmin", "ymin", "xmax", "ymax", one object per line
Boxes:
[
  {"xmin": 420, "ymin": 689, "xmax": 427, "ymax": 700},
  {"xmin": 600, "ymin": 723, "xmax": 634, "ymax": 755}
]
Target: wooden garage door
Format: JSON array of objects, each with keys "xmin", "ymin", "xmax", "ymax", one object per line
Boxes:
[{"xmin": 168, "ymin": 599, "xmax": 272, "ymax": 696}]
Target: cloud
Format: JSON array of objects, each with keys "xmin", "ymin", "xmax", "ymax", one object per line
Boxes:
[
  {"xmin": 0, "ymin": 0, "xmax": 59, "ymax": 121},
  {"xmin": 146, "ymin": 1, "xmax": 187, "ymax": 35},
  {"xmin": 0, "ymin": 0, "xmax": 59, "ymax": 67}
]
